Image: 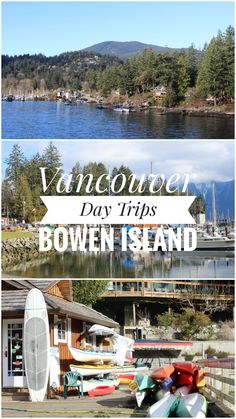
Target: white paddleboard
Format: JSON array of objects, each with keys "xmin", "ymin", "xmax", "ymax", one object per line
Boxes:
[{"xmin": 24, "ymin": 289, "xmax": 50, "ymax": 402}]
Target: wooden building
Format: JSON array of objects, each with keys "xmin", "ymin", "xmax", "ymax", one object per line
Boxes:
[
  {"xmin": 2, "ymin": 280, "xmax": 118, "ymax": 392},
  {"xmin": 95, "ymin": 280, "xmax": 234, "ymax": 339}
]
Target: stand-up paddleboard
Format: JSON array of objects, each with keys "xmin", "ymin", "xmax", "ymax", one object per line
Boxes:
[{"xmin": 24, "ymin": 289, "xmax": 50, "ymax": 402}]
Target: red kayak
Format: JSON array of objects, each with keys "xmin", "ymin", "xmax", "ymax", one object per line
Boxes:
[
  {"xmin": 173, "ymin": 362, "xmax": 196, "ymax": 375},
  {"xmin": 88, "ymin": 385, "xmax": 115, "ymax": 397},
  {"xmin": 151, "ymin": 364, "xmax": 175, "ymax": 381},
  {"xmin": 175, "ymin": 373, "xmax": 193, "ymax": 386}
]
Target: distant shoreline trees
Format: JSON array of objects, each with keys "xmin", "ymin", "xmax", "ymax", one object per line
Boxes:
[{"xmin": 2, "ymin": 26, "xmax": 234, "ymax": 106}]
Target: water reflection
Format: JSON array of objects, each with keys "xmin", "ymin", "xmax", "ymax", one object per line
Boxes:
[
  {"xmin": 4, "ymin": 250, "xmax": 234, "ymax": 278},
  {"xmin": 2, "ymin": 102, "xmax": 234, "ymax": 139}
]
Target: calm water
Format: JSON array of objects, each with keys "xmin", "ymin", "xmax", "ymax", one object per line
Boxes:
[
  {"xmin": 4, "ymin": 250, "xmax": 234, "ymax": 278},
  {"xmin": 2, "ymin": 101, "xmax": 234, "ymax": 139}
]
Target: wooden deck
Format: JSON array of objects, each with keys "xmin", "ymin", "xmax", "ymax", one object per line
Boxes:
[{"xmin": 2, "ymin": 389, "xmax": 145, "ymax": 417}]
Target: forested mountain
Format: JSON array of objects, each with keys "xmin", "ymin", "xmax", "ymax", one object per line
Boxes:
[
  {"xmin": 83, "ymin": 40, "xmax": 188, "ymax": 60},
  {"xmin": 188, "ymin": 180, "xmax": 234, "ymax": 220},
  {"xmin": 2, "ymin": 51, "xmax": 120, "ymax": 92},
  {"xmin": 2, "ymin": 26, "xmax": 234, "ymax": 106}
]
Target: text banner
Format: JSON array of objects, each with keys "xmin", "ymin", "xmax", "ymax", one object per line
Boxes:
[{"xmin": 40, "ymin": 196, "xmax": 196, "ymax": 225}]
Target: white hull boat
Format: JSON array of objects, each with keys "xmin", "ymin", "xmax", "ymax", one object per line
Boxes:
[
  {"xmin": 68, "ymin": 346, "xmax": 116, "ymax": 363},
  {"xmin": 77, "ymin": 377, "xmax": 119, "ymax": 393},
  {"xmin": 70, "ymin": 364, "xmax": 115, "ymax": 377},
  {"xmin": 70, "ymin": 363, "xmax": 149, "ymax": 377}
]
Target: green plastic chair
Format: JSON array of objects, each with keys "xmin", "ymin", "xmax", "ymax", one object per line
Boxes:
[{"xmin": 63, "ymin": 371, "xmax": 84, "ymax": 399}]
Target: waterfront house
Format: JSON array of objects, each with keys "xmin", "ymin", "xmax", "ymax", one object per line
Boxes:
[
  {"xmin": 2, "ymin": 280, "xmax": 118, "ymax": 393},
  {"xmin": 95, "ymin": 280, "xmax": 234, "ymax": 339},
  {"xmin": 154, "ymin": 85, "xmax": 167, "ymax": 101}
]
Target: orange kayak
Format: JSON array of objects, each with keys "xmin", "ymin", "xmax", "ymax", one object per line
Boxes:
[
  {"xmin": 173, "ymin": 362, "xmax": 196, "ymax": 375},
  {"xmin": 151, "ymin": 364, "xmax": 175, "ymax": 381}
]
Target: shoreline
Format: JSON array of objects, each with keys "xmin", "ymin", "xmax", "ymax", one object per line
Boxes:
[{"xmin": 2, "ymin": 98, "xmax": 234, "ymax": 118}]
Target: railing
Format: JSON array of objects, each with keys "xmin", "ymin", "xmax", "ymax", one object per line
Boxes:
[
  {"xmin": 103, "ymin": 280, "xmax": 234, "ymax": 300},
  {"xmin": 199, "ymin": 360, "xmax": 235, "ymax": 415}
]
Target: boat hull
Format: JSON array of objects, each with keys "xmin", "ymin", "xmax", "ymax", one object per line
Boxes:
[
  {"xmin": 70, "ymin": 364, "xmax": 115, "ymax": 376},
  {"xmin": 68, "ymin": 346, "xmax": 115, "ymax": 363},
  {"xmin": 175, "ymin": 393, "xmax": 207, "ymax": 418},
  {"xmin": 88, "ymin": 385, "xmax": 115, "ymax": 397}
]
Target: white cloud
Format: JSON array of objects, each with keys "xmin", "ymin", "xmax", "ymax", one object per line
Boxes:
[{"xmin": 2, "ymin": 139, "xmax": 234, "ymax": 184}]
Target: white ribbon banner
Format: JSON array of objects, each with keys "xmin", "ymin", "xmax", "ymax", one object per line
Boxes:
[{"xmin": 40, "ymin": 196, "xmax": 196, "ymax": 225}]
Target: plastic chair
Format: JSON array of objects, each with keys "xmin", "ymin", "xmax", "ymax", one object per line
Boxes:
[{"xmin": 63, "ymin": 371, "xmax": 84, "ymax": 399}]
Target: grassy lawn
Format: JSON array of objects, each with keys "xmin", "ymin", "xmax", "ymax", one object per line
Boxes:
[{"xmin": 1, "ymin": 230, "xmax": 35, "ymax": 241}]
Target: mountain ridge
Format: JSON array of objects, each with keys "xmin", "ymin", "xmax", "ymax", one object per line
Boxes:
[
  {"xmin": 188, "ymin": 180, "xmax": 234, "ymax": 221},
  {"xmin": 82, "ymin": 40, "xmax": 191, "ymax": 60}
]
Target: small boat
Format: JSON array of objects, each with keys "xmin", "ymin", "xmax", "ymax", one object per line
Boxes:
[
  {"xmin": 161, "ymin": 373, "xmax": 177, "ymax": 390},
  {"xmin": 151, "ymin": 365, "xmax": 175, "ymax": 381},
  {"xmin": 113, "ymin": 105, "xmax": 131, "ymax": 113},
  {"xmin": 175, "ymin": 393, "xmax": 207, "ymax": 418},
  {"xmin": 148, "ymin": 392, "xmax": 178, "ymax": 417},
  {"xmin": 134, "ymin": 373, "xmax": 156, "ymax": 407},
  {"xmin": 174, "ymin": 385, "xmax": 192, "ymax": 396},
  {"xmin": 88, "ymin": 385, "xmax": 115, "ymax": 397},
  {"xmin": 196, "ymin": 230, "xmax": 234, "ymax": 250},
  {"xmin": 70, "ymin": 363, "xmax": 148, "ymax": 377},
  {"xmin": 195, "ymin": 368, "xmax": 205, "ymax": 388},
  {"xmin": 77, "ymin": 377, "xmax": 119, "ymax": 393},
  {"xmin": 175, "ymin": 373, "xmax": 193, "ymax": 386},
  {"xmin": 119, "ymin": 374, "xmax": 135, "ymax": 384},
  {"xmin": 68, "ymin": 346, "xmax": 116, "ymax": 363},
  {"xmin": 173, "ymin": 362, "xmax": 196, "ymax": 375},
  {"xmin": 70, "ymin": 364, "xmax": 115, "ymax": 377},
  {"xmin": 96, "ymin": 104, "xmax": 109, "ymax": 109}
]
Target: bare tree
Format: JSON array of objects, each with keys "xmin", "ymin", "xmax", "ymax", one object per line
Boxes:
[{"xmin": 176, "ymin": 285, "xmax": 233, "ymax": 315}]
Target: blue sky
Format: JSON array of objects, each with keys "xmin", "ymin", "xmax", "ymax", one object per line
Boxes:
[
  {"xmin": 2, "ymin": 140, "xmax": 234, "ymax": 183},
  {"xmin": 2, "ymin": 2, "xmax": 234, "ymax": 56}
]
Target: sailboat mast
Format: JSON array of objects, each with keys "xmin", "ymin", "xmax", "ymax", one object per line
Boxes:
[{"xmin": 212, "ymin": 181, "xmax": 216, "ymax": 227}]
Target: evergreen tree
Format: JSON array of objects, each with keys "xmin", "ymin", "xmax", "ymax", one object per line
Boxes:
[
  {"xmin": 5, "ymin": 144, "xmax": 26, "ymax": 189},
  {"xmin": 41, "ymin": 142, "xmax": 63, "ymax": 195},
  {"xmin": 1, "ymin": 180, "xmax": 14, "ymax": 219},
  {"xmin": 197, "ymin": 30, "xmax": 230, "ymax": 104},
  {"xmin": 82, "ymin": 162, "xmax": 109, "ymax": 195},
  {"xmin": 223, "ymin": 25, "xmax": 235, "ymax": 97},
  {"xmin": 73, "ymin": 280, "xmax": 109, "ymax": 306},
  {"xmin": 13, "ymin": 174, "xmax": 33, "ymax": 222}
]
